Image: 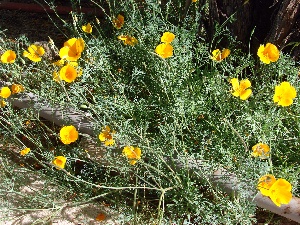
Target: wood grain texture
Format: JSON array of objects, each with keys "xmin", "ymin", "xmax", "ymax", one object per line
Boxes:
[{"xmin": 266, "ymin": 0, "xmax": 300, "ymax": 47}]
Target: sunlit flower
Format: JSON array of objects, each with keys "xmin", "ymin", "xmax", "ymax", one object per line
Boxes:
[
  {"xmin": 59, "ymin": 64, "xmax": 78, "ymax": 83},
  {"xmin": 113, "ymin": 14, "xmax": 124, "ymax": 29},
  {"xmin": 11, "ymin": 84, "xmax": 24, "ymax": 94},
  {"xmin": 252, "ymin": 143, "xmax": 270, "ymax": 158},
  {"xmin": 273, "ymin": 81, "xmax": 297, "ymax": 107},
  {"xmin": 230, "ymin": 78, "xmax": 252, "ymax": 100},
  {"xmin": 257, "ymin": 43, "xmax": 280, "ymax": 64},
  {"xmin": 122, "ymin": 146, "xmax": 141, "ymax": 165},
  {"xmin": 23, "ymin": 44, "xmax": 45, "ymax": 62},
  {"xmin": 257, "ymin": 175, "xmax": 292, "ymax": 207},
  {"xmin": 59, "ymin": 125, "xmax": 79, "ymax": 144},
  {"xmin": 192, "ymin": 0, "xmax": 198, "ymax": 2},
  {"xmin": 52, "ymin": 156, "xmax": 67, "ymax": 170},
  {"xmin": 257, "ymin": 174, "xmax": 276, "ymax": 197},
  {"xmin": 211, "ymin": 48, "xmax": 230, "ymax": 61},
  {"xmin": 53, "ymin": 59, "xmax": 81, "ymax": 80},
  {"xmin": 82, "ymin": 23, "xmax": 92, "ymax": 33},
  {"xmin": 98, "ymin": 126, "xmax": 115, "ymax": 146},
  {"xmin": 0, "ymin": 87, "xmax": 11, "ymax": 98},
  {"xmin": 20, "ymin": 147, "xmax": 30, "ymax": 156},
  {"xmin": 59, "ymin": 38, "xmax": 85, "ymax": 61},
  {"xmin": 1, "ymin": 50, "xmax": 16, "ymax": 63},
  {"xmin": 155, "ymin": 43, "xmax": 173, "ymax": 59},
  {"xmin": 268, "ymin": 179, "xmax": 292, "ymax": 207},
  {"xmin": 0, "ymin": 100, "xmax": 6, "ymax": 107},
  {"xmin": 161, "ymin": 32, "xmax": 175, "ymax": 43},
  {"xmin": 118, "ymin": 35, "xmax": 138, "ymax": 46}
]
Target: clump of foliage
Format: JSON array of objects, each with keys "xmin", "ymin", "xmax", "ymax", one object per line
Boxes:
[{"xmin": 0, "ymin": 0, "xmax": 299, "ymax": 224}]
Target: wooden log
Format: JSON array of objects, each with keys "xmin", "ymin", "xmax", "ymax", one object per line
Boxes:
[{"xmin": 265, "ymin": 0, "xmax": 300, "ymax": 48}]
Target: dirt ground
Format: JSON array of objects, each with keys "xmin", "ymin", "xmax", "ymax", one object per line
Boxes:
[{"xmin": 0, "ymin": 1, "xmax": 299, "ymax": 224}]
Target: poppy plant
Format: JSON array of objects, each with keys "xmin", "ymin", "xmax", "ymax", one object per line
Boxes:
[
  {"xmin": 59, "ymin": 125, "xmax": 79, "ymax": 144},
  {"xmin": 273, "ymin": 81, "xmax": 297, "ymax": 107},
  {"xmin": 122, "ymin": 146, "xmax": 142, "ymax": 165},
  {"xmin": 59, "ymin": 64, "xmax": 78, "ymax": 83},
  {"xmin": 82, "ymin": 23, "xmax": 92, "ymax": 33},
  {"xmin": 11, "ymin": 84, "xmax": 24, "ymax": 94},
  {"xmin": 257, "ymin": 174, "xmax": 276, "ymax": 196},
  {"xmin": 257, "ymin": 43, "xmax": 280, "ymax": 64},
  {"xmin": 98, "ymin": 126, "xmax": 115, "ymax": 146},
  {"xmin": 1, "ymin": 50, "xmax": 16, "ymax": 63},
  {"xmin": 118, "ymin": 35, "xmax": 138, "ymax": 46},
  {"xmin": 258, "ymin": 175, "xmax": 292, "ymax": 207},
  {"xmin": 113, "ymin": 14, "xmax": 124, "ymax": 29},
  {"xmin": 0, "ymin": 100, "xmax": 6, "ymax": 108},
  {"xmin": 20, "ymin": 147, "xmax": 30, "ymax": 156},
  {"xmin": 23, "ymin": 45, "xmax": 45, "ymax": 62},
  {"xmin": 0, "ymin": 87, "xmax": 11, "ymax": 98},
  {"xmin": 52, "ymin": 156, "xmax": 67, "ymax": 170},
  {"xmin": 268, "ymin": 179, "xmax": 293, "ymax": 207},
  {"xmin": 161, "ymin": 32, "xmax": 175, "ymax": 43},
  {"xmin": 59, "ymin": 38, "xmax": 85, "ymax": 61},
  {"xmin": 155, "ymin": 43, "xmax": 173, "ymax": 59},
  {"xmin": 251, "ymin": 143, "xmax": 270, "ymax": 158},
  {"xmin": 211, "ymin": 49, "xmax": 230, "ymax": 61},
  {"xmin": 230, "ymin": 78, "xmax": 252, "ymax": 100}
]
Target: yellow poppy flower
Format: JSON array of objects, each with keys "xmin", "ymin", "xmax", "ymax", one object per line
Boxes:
[
  {"xmin": 268, "ymin": 178, "xmax": 292, "ymax": 207},
  {"xmin": 118, "ymin": 35, "xmax": 138, "ymax": 46},
  {"xmin": 122, "ymin": 146, "xmax": 141, "ymax": 165},
  {"xmin": 252, "ymin": 143, "xmax": 270, "ymax": 158},
  {"xmin": 52, "ymin": 156, "xmax": 67, "ymax": 170},
  {"xmin": 257, "ymin": 43, "xmax": 280, "ymax": 64},
  {"xmin": 230, "ymin": 78, "xmax": 252, "ymax": 100},
  {"xmin": 273, "ymin": 81, "xmax": 297, "ymax": 107},
  {"xmin": 59, "ymin": 64, "xmax": 78, "ymax": 83},
  {"xmin": 11, "ymin": 84, "xmax": 24, "ymax": 94},
  {"xmin": 211, "ymin": 48, "xmax": 230, "ymax": 61},
  {"xmin": 113, "ymin": 14, "xmax": 124, "ymax": 29},
  {"xmin": 98, "ymin": 126, "xmax": 115, "ymax": 146},
  {"xmin": 161, "ymin": 32, "xmax": 175, "ymax": 43},
  {"xmin": 257, "ymin": 174, "xmax": 276, "ymax": 197},
  {"xmin": 0, "ymin": 100, "xmax": 6, "ymax": 107},
  {"xmin": 155, "ymin": 43, "xmax": 173, "ymax": 59},
  {"xmin": 20, "ymin": 147, "xmax": 30, "ymax": 156},
  {"xmin": 82, "ymin": 23, "xmax": 92, "ymax": 33},
  {"xmin": 1, "ymin": 50, "xmax": 16, "ymax": 63},
  {"xmin": 59, "ymin": 125, "xmax": 79, "ymax": 144},
  {"xmin": 59, "ymin": 38, "xmax": 85, "ymax": 61},
  {"xmin": 0, "ymin": 87, "xmax": 11, "ymax": 98},
  {"xmin": 23, "ymin": 45, "xmax": 45, "ymax": 62}
]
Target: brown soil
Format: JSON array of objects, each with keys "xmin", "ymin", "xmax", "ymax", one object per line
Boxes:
[{"xmin": 0, "ymin": 6, "xmax": 71, "ymax": 47}]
